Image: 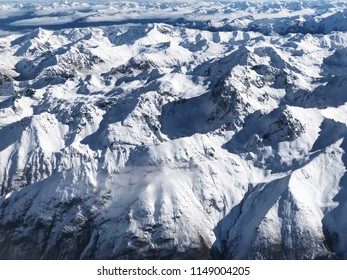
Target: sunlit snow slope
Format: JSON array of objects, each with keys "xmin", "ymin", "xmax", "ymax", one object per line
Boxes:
[{"xmin": 1, "ymin": 1, "xmax": 347, "ymax": 259}]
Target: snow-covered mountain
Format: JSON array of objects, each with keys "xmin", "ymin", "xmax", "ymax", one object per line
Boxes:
[{"xmin": 1, "ymin": 1, "xmax": 347, "ymax": 259}]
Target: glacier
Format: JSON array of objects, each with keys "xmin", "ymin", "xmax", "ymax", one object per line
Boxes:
[{"xmin": 1, "ymin": 0, "xmax": 347, "ymax": 259}]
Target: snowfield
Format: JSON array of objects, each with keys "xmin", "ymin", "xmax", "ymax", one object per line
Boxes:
[{"xmin": 1, "ymin": 1, "xmax": 347, "ymax": 259}]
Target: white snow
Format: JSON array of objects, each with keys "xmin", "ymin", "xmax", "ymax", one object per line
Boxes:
[{"xmin": 1, "ymin": 0, "xmax": 347, "ymax": 260}]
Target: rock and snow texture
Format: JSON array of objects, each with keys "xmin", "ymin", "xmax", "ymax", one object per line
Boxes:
[{"xmin": 1, "ymin": 1, "xmax": 347, "ymax": 259}]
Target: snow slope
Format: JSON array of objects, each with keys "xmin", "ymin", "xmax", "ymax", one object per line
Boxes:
[{"xmin": 1, "ymin": 1, "xmax": 347, "ymax": 259}]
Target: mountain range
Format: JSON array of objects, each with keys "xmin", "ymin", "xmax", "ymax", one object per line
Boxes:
[{"xmin": 1, "ymin": 0, "xmax": 347, "ymax": 259}]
